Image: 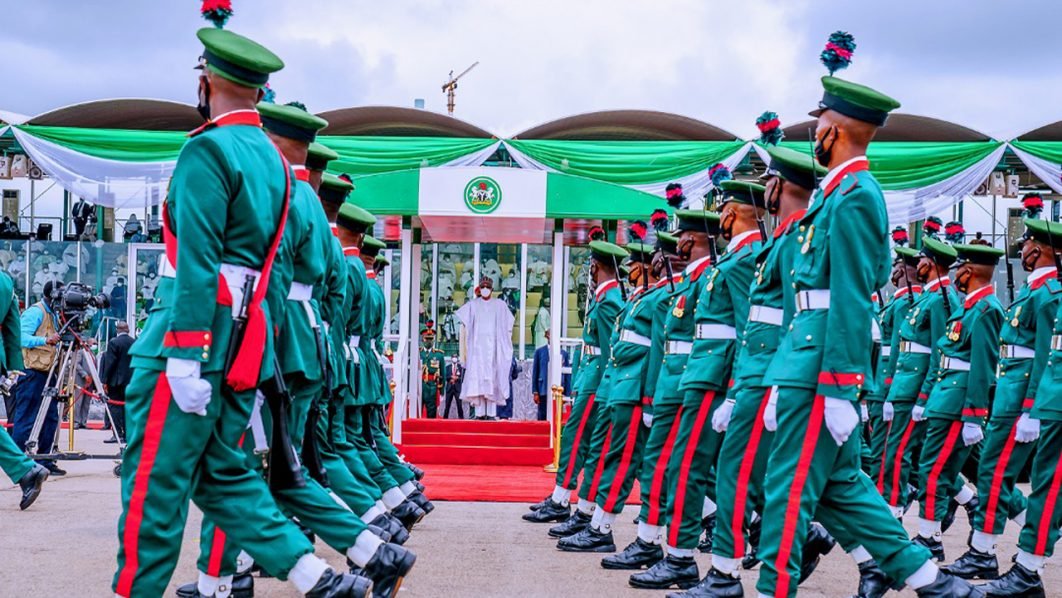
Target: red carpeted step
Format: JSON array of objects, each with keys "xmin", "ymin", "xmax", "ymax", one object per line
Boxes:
[
  {"xmin": 411, "ymin": 463, "xmax": 641, "ymax": 503},
  {"xmin": 398, "ymin": 444, "xmax": 554, "ymax": 466},
  {"xmin": 402, "ymin": 431, "xmax": 549, "ymax": 448},
  {"xmin": 402, "ymin": 418, "xmax": 550, "ymax": 435}
]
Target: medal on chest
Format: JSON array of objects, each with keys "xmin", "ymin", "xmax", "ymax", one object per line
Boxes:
[
  {"xmin": 706, "ymin": 269, "xmax": 720, "ymax": 292},
  {"xmin": 908, "ymin": 306, "xmax": 920, "ymax": 326},
  {"xmin": 800, "ymin": 225, "xmax": 816, "ymax": 255},
  {"xmin": 673, "ymin": 295, "xmax": 686, "ymax": 319},
  {"xmin": 1010, "ymin": 306, "xmax": 1022, "ymax": 329},
  {"xmin": 948, "ymin": 321, "xmax": 962, "ymax": 342},
  {"xmin": 755, "ymin": 261, "xmax": 766, "ymax": 285}
]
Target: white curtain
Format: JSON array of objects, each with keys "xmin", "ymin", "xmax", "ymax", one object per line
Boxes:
[
  {"xmin": 12, "ymin": 128, "xmax": 173, "ymax": 209},
  {"xmin": 1009, "ymin": 144, "xmax": 1062, "ymax": 195},
  {"xmin": 440, "ymin": 140, "xmax": 502, "ymax": 168}
]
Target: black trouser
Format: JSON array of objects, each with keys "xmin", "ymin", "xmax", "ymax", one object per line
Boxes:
[
  {"xmin": 443, "ymin": 387, "xmax": 464, "ymax": 419},
  {"xmin": 107, "ymin": 386, "xmax": 127, "ymax": 441}
]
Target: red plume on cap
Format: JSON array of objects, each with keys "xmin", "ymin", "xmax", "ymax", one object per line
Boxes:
[
  {"xmin": 944, "ymin": 221, "xmax": 965, "ymax": 244},
  {"xmin": 426, "ymin": 319, "xmax": 435, "ymax": 328},
  {"xmin": 1023, "ymin": 193, "xmax": 1044, "ymax": 218},
  {"xmin": 628, "ymin": 221, "xmax": 648, "ymax": 242},
  {"xmin": 201, "ymin": 0, "xmax": 234, "ymax": 28},
  {"xmin": 891, "ymin": 226, "xmax": 909, "ymax": 246},
  {"xmin": 923, "ymin": 216, "xmax": 943, "ymax": 236},
  {"xmin": 650, "ymin": 209, "xmax": 669, "ymax": 232},
  {"xmin": 588, "ymin": 225, "xmax": 606, "ymax": 242},
  {"xmin": 338, "ymin": 173, "xmax": 353, "ymax": 184}
]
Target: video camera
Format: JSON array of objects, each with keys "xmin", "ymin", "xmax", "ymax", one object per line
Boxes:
[{"xmin": 50, "ymin": 282, "xmax": 109, "ymax": 327}]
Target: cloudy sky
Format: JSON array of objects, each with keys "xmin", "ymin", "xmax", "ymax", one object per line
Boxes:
[{"xmin": 2, "ymin": 1, "xmax": 1059, "ymax": 139}]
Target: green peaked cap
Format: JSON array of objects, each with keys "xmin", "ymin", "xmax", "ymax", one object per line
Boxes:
[
  {"xmin": 375, "ymin": 254, "xmax": 391, "ymax": 266},
  {"xmin": 196, "ymin": 28, "xmax": 283, "ymax": 88},
  {"xmin": 764, "ymin": 145, "xmax": 827, "ymax": 191},
  {"xmin": 336, "ymin": 202, "xmax": 375, "ymax": 234},
  {"xmin": 306, "ymin": 142, "xmax": 339, "ymax": 171},
  {"xmin": 258, "ymin": 102, "xmax": 327, "ymax": 143},
  {"xmin": 812, "ymin": 76, "xmax": 901, "ymax": 127},
  {"xmin": 1024, "ymin": 218, "xmax": 1062, "ymax": 249},
  {"xmin": 954, "ymin": 243, "xmax": 1005, "ymax": 266},
  {"xmin": 656, "ymin": 232, "xmax": 679, "ymax": 255},
  {"xmin": 361, "ymin": 235, "xmax": 387, "ymax": 257},
  {"xmin": 893, "ymin": 246, "xmax": 920, "ymax": 267},
  {"xmin": 589, "ymin": 240, "xmax": 630, "ymax": 263},
  {"xmin": 920, "ymin": 236, "xmax": 958, "ymax": 267},
  {"xmin": 625, "ymin": 242, "xmax": 654, "ymax": 263},
  {"xmin": 319, "ymin": 173, "xmax": 352, "ymax": 206},
  {"xmin": 717, "ymin": 180, "xmax": 767, "ymax": 209},
  {"xmin": 674, "ymin": 209, "xmax": 721, "ymax": 234}
]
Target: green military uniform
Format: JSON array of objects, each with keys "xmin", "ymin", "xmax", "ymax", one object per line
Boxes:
[
  {"xmin": 113, "ymin": 29, "xmax": 320, "ymax": 597},
  {"xmin": 879, "ymin": 239, "xmax": 957, "ymax": 512},
  {"xmin": 757, "ymin": 77, "xmax": 934, "ymax": 597},
  {"xmin": 916, "ymin": 246, "xmax": 1004, "ymax": 533},
  {"xmin": 711, "ymin": 146, "xmax": 824, "ymax": 563},
  {"xmin": 419, "ymin": 326, "xmax": 445, "ymax": 419},
  {"xmin": 666, "ymin": 183, "xmax": 765, "ymax": 552},
  {"xmin": 0, "ymin": 271, "xmax": 35, "ymax": 486}
]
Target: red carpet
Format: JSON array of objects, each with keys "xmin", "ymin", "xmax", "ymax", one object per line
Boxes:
[
  {"xmin": 398, "ymin": 419, "xmax": 553, "ymax": 466},
  {"xmin": 414, "ymin": 462, "xmax": 641, "ymax": 503}
]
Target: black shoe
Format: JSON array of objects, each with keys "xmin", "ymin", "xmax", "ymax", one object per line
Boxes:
[
  {"xmin": 913, "ymin": 570, "xmax": 985, "ymax": 597},
  {"xmin": 850, "ymin": 559, "xmax": 891, "ymax": 598},
  {"xmin": 799, "ymin": 523, "xmax": 836, "ymax": 583},
  {"xmin": 629, "ymin": 554, "xmax": 700, "ymax": 590},
  {"xmin": 943, "ymin": 547, "xmax": 999, "ymax": 580},
  {"xmin": 602, "ymin": 538, "xmax": 664, "ymax": 570},
  {"xmin": 42, "ymin": 462, "xmax": 66, "ymax": 476},
  {"xmin": 407, "ymin": 463, "xmax": 425, "ymax": 481},
  {"xmin": 412, "ymin": 480, "xmax": 425, "ymax": 493},
  {"xmin": 529, "ymin": 495, "xmax": 551, "ymax": 511},
  {"xmin": 305, "ymin": 569, "xmax": 373, "ymax": 598},
  {"xmin": 668, "ymin": 567, "xmax": 743, "ymax": 597},
  {"xmin": 365, "ymin": 523, "xmax": 392, "ymax": 544},
  {"xmin": 406, "ymin": 490, "xmax": 434, "ymax": 516},
  {"xmin": 962, "ymin": 495, "xmax": 980, "ymax": 528},
  {"xmin": 360, "ymin": 543, "xmax": 416, "ymax": 598},
  {"xmin": 913, "ymin": 534, "xmax": 946, "ymax": 562},
  {"xmin": 104, "ymin": 437, "xmax": 119, "ymax": 444},
  {"xmin": 370, "ymin": 514, "xmax": 409, "ymax": 546},
  {"xmin": 391, "ymin": 500, "xmax": 426, "ymax": 531},
  {"xmin": 557, "ymin": 527, "xmax": 616, "ymax": 552},
  {"xmin": 175, "ymin": 572, "xmax": 255, "ymax": 598},
  {"xmin": 18, "ymin": 464, "xmax": 48, "ymax": 510},
  {"xmin": 942, "ymin": 495, "xmax": 970, "ymax": 533},
  {"xmin": 697, "ymin": 514, "xmax": 716, "ymax": 553},
  {"xmin": 548, "ymin": 510, "xmax": 591, "ymax": 538},
  {"xmin": 742, "ymin": 515, "xmax": 762, "ymax": 570},
  {"xmin": 522, "ymin": 499, "xmax": 570, "ymax": 523},
  {"xmin": 980, "ymin": 562, "xmax": 1044, "ymax": 597}
]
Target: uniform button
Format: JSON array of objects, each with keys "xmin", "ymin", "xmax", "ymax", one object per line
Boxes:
[
  {"xmin": 800, "ymin": 225, "xmax": 806, "ymax": 232},
  {"xmin": 204, "ymin": 333, "xmax": 211, "ymax": 341},
  {"xmin": 806, "ymin": 335, "xmax": 812, "ymax": 341},
  {"xmin": 203, "ymin": 345, "xmax": 209, "ymax": 351},
  {"xmin": 202, "ymin": 352, "xmax": 209, "ymax": 359},
  {"xmin": 798, "ymin": 236, "xmax": 805, "ymax": 243}
]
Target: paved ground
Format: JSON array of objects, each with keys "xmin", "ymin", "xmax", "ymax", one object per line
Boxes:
[{"xmin": 1, "ymin": 430, "xmax": 1058, "ymax": 597}]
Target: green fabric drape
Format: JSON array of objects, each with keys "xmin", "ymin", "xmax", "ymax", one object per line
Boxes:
[
  {"xmin": 16, "ymin": 125, "xmax": 187, "ymax": 162},
  {"xmin": 776, "ymin": 140, "xmax": 1004, "ymax": 190},
  {"xmin": 1010, "ymin": 140, "xmax": 1062, "ymax": 163},
  {"xmin": 321, "ymin": 136, "xmax": 497, "ymax": 175},
  {"xmin": 505, "ymin": 139, "xmax": 747, "ymax": 185}
]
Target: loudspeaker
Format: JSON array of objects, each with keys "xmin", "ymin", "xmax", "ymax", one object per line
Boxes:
[
  {"xmin": 0, "ymin": 155, "xmax": 11, "ymax": 179},
  {"xmin": 989, "ymin": 172, "xmax": 1005, "ymax": 195},
  {"xmin": 1005, "ymin": 174, "xmax": 1020, "ymax": 198}
]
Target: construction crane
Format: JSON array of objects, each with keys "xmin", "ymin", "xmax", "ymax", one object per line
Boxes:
[{"xmin": 442, "ymin": 62, "xmax": 479, "ymax": 116}]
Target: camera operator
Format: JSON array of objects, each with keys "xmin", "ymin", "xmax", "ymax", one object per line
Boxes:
[{"xmin": 11, "ymin": 280, "xmax": 65, "ymax": 476}]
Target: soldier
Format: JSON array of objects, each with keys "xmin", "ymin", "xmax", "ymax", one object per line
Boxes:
[
  {"xmin": 946, "ymin": 218, "xmax": 1062, "ymax": 580},
  {"xmin": 755, "ymin": 75, "xmax": 978, "ymax": 597},
  {"xmin": 113, "ymin": 27, "xmax": 369, "ymax": 597},
  {"xmin": 523, "ymin": 239, "xmax": 626, "ymax": 525},
  {"xmin": 912, "ymin": 243, "xmax": 1004, "ymax": 563},
  {"xmin": 419, "ymin": 322, "xmax": 445, "ymax": 419},
  {"xmin": 629, "ymin": 210, "xmax": 718, "ymax": 591}
]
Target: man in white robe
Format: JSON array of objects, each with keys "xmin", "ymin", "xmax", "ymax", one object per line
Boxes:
[{"xmin": 456, "ymin": 277, "xmax": 515, "ymax": 419}]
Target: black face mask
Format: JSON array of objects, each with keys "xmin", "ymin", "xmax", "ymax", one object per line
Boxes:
[
  {"xmin": 765, "ymin": 180, "xmax": 782, "ymax": 215},
  {"xmin": 814, "ymin": 126, "xmax": 838, "ymax": 167},
  {"xmin": 916, "ymin": 262, "xmax": 932, "ymax": 284},
  {"xmin": 197, "ymin": 78, "xmax": 212, "ymax": 121},
  {"xmin": 720, "ymin": 210, "xmax": 736, "ymax": 241},
  {"xmin": 1021, "ymin": 247, "xmax": 1039, "ymax": 273},
  {"xmin": 955, "ymin": 268, "xmax": 973, "ymax": 293},
  {"xmin": 678, "ymin": 238, "xmax": 693, "ymax": 261}
]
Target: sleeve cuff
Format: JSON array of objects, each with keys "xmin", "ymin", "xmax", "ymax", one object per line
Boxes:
[
  {"xmin": 1022, "ymin": 398, "xmax": 1035, "ymax": 412},
  {"xmin": 163, "ymin": 329, "xmax": 214, "ymax": 361},
  {"xmin": 816, "ymin": 371, "xmax": 865, "ymax": 400},
  {"xmin": 961, "ymin": 407, "xmax": 988, "ymax": 422}
]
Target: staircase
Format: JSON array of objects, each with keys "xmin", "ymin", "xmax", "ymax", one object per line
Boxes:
[{"xmin": 397, "ymin": 419, "xmax": 553, "ymax": 466}]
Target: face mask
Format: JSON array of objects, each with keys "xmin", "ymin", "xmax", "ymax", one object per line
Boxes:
[
  {"xmin": 196, "ymin": 77, "xmax": 212, "ymax": 121},
  {"xmin": 813, "ymin": 126, "xmax": 838, "ymax": 167},
  {"xmin": 765, "ymin": 180, "xmax": 782, "ymax": 215},
  {"xmin": 890, "ymin": 265, "xmax": 903, "ymax": 287},
  {"xmin": 1020, "ymin": 246, "xmax": 1039, "ymax": 273},
  {"xmin": 479, "ymin": 287, "xmax": 492, "ymax": 299},
  {"xmin": 720, "ymin": 209, "xmax": 736, "ymax": 241},
  {"xmin": 916, "ymin": 262, "xmax": 931, "ymax": 284},
  {"xmin": 955, "ymin": 268, "xmax": 972, "ymax": 293},
  {"xmin": 678, "ymin": 239, "xmax": 693, "ymax": 261}
]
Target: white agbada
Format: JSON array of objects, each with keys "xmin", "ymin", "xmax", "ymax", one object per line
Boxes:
[{"xmin": 456, "ymin": 294, "xmax": 515, "ymax": 415}]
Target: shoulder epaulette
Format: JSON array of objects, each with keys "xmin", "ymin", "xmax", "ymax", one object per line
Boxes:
[
  {"xmin": 839, "ymin": 174, "xmax": 861, "ymax": 196},
  {"xmin": 1047, "ymin": 279, "xmax": 1062, "ymax": 294}
]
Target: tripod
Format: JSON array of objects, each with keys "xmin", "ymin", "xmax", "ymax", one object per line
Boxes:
[{"xmin": 24, "ymin": 314, "xmax": 124, "ymax": 473}]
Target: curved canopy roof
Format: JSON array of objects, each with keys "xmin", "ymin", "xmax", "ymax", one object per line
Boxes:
[
  {"xmin": 28, "ymin": 98, "xmax": 202, "ymax": 131},
  {"xmin": 781, "ymin": 113, "xmax": 992, "ymax": 143},
  {"xmin": 514, "ymin": 110, "xmax": 740, "ymax": 141},
  {"xmin": 317, "ymin": 106, "xmax": 493, "ymax": 138},
  {"xmin": 1015, "ymin": 120, "xmax": 1062, "ymax": 142}
]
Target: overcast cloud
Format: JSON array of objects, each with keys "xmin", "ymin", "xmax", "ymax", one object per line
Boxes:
[{"xmin": 2, "ymin": 1, "xmax": 1060, "ymax": 139}]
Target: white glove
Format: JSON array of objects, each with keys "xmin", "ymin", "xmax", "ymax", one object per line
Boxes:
[
  {"xmin": 1015, "ymin": 413, "xmax": 1041, "ymax": 443},
  {"xmin": 911, "ymin": 405, "xmax": 926, "ymax": 422},
  {"xmin": 166, "ymin": 357, "xmax": 211, "ymax": 416},
  {"xmin": 882, "ymin": 401, "xmax": 895, "ymax": 422},
  {"xmin": 762, "ymin": 386, "xmax": 778, "ymax": 432},
  {"xmin": 860, "ymin": 402, "xmax": 869, "ymax": 423},
  {"xmin": 823, "ymin": 397, "xmax": 860, "ymax": 447},
  {"xmin": 712, "ymin": 399, "xmax": 736, "ymax": 433},
  {"xmin": 642, "ymin": 412, "xmax": 653, "ymax": 428},
  {"xmin": 962, "ymin": 422, "xmax": 984, "ymax": 447}
]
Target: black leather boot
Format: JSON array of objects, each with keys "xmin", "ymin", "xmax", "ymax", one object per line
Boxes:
[
  {"xmin": 305, "ymin": 569, "xmax": 374, "ymax": 598},
  {"xmin": 913, "ymin": 570, "xmax": 985, "ymax": 597},
  {"xmin": 943, "ymin": 547, "xmax": 999, "ymax": 580},
  {"xmin": 365, "ymin": 523, "xmax": 392, "ymax": 544},
  {"xmin": 980, "ymin": 562, "xmax": 1045, "ymax": 597},
  {"xmin": 391, "ymin": 500, "xmax": 426, "ymax": 531},
  {"xmin": 17, "ymin": 463, "xmax": 48, "ymax": 510},
  {"xmin": 668, "ymin": 567, "xmax": 743, "ymax": 597},
  {"xmin": 557, "ymin": 526, "xmax": 616, "ymax": 552},
  {"xmin": 799, "ymin": 523, "xmax": 836, "ymax": 583},
  {"xmin": 942, "ymin": 496, "xmax": 963, "ymax": 533},
  {"xmin": 602, "ymin": 538, "xmax": 663, "ymax": 570},
  {"xmin": 406, "ymin": 490, "xmax": 434, "ymax": 516},
  {"xmin": 359, "ymin": 543, "xmax": 416, "ymax": 598},
  {"xmin": 522, "ymin": 499, "xmax": 570, "ymax": 523},
  {"xmin": 848, "ymin": 560, "xmax": 891, "ymax": 598},
  {"xmin": 742, "ymin": 515, "xmax": 762, "ymax": 570},
  {"xmin": 628, "ymin": 554, "xmax": 700, "ymax": 590},
  {"xmin": 176, "ymin": 572, "xmax": 255, "ymax": 598},
  {"xmin": 698, "ymin": 514, "xmax": 716, "ymax": 553},
  {"xmin": 412, "ymin": 480, "xmax": 425, "ymax": 493},
  {"xmin": 406, "ymin": 463, "xmax": 425, "ymax": 481},
  {"xmin": 548, "ymin": 510, "xmax": 591, "ymax": 538},
  {"xmin": 913, "ymin": 534, "xmax": 946, "ymax": 562},
  {"xmin": 370, "ymin": 514, "xmax": 409, "ymax": 546},
  {"xmin": 529, "ymin": 495, "xmax": 550, "ymax": 511}
]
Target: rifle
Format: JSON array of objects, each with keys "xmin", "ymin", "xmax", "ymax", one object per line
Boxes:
[
  {"xmin": 302, "ymin": 320, "xmax": 331, "ymax": 486},
  {"xmin": 223, "ymin": 275, "xmax": 257, "ymax": 378},
  {"xmin": 261, "ymin": 353, "xmax": 306, "ymax": 491},
  {"xmin": 1040, "ymin": 207, "xmax": 1062, "ymax": 285},
  {"xmin": 663, "ymin": 254, "xmax": 677, "ymax": 292},
  {"xmin": 998, "ymin": 229, "xmax": 1016, "ymax": 304}
]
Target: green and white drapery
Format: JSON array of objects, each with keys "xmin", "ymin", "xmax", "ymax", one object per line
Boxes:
[
  {"xmin": 503, "ymin": 139, "xmax": 753, "ymax": 204},
  {"xmin": 1009, "ymin": 141, "xmax": 1062, "ymax": 195}
]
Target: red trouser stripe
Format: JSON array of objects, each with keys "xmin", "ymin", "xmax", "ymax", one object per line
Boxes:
[
  {"xmin": 603, "ymin": 406, "xmax": 643, "ymax": 512},
  {"xmin": 925, "ymin": 421, "xmax": 963, "ymax": 519},
  {"xmin": 586, "ymin": 423, "xmax": 615, "ymax": 501},
  {"xmin": 669, "ymin": 391, "xmax": 715, "ymax": 547},
  {"xmin": 982, "ymin": 417, "xmax": 1021, "ymax": 533},
  {"xmin": 888, "ymin": 418, "xmax": 917, "ymax": 507},
  {"xmin": 647, "ymin": 406, "xmax": 684, "ymax": 526},
  {"xmin": 207, "ymin": 528, "xmax": 228, "ymax": 577},
  {"xmin": 877, "ymin": 419, "xmax": 893, "ymax": 494},
  {"xmin": 1035, "ymin": 445, "xmax": 1062, "ymax": 554},
  {"xmin": 773, "ymin": 394, "xmax": 825, "ymax": 598},
  {"xmin": 561, "ymin": 394, "xmax": 597, "ymax": 488},
  {"xmin": 116, "ymin": 373, "xmax": 173, "ymax": 597},
  {"xmin": 731, "ymin": 388, "xmax": 771, "ymax": 558}
]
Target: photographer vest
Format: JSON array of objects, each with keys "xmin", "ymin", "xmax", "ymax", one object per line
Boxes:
[{"xmin": 23, "ymin": 302, "xmax": 57, "ymax": 372}]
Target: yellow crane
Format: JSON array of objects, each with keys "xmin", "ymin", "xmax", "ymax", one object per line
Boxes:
[{"xmin": 442, "ymin": 61, "xmax": 479, "ymax": 116}]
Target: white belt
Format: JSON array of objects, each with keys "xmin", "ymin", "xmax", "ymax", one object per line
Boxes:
[
  {"xmin": 287, "ymin": 282, "xmax": 313, "ymax": 302},
  {"xmin": 749, "ymin": 305, "xmax": 783, "ymax": 326},
  {"xmin": 349, "ymin": 335, "xmax": 361, "ymax": 364},
  {"xmin": 248, "ymin": 391, "xmax": 269, "ymax": 455},
  {"xmin": 940, "ymin": 356, "xmax": 971, "ymax": 371},
  {"xmin": 900, "ymin": 341, "xmax": 931, "ymax": 354},
  {"xmin": 666, "ymin": 340, "xmax": 693, "ymax": 354},
  {"xmin": 619, "ymin": 330, "xmax": 651, "ymax": 347},
  {"xmin": 871, "ymin": 318, "xmax": 882, "ymax": 343},
  {"xmin": 1053, "ymin": 335, "xmax": 1062, "ymax": 352},
  {"xmin": 880, "ymin": 346, "xmax": 892, "ymax": 358},
  {"xmin": 584, "ymin": 345, "xmax": 602, "ymax": 356},
  {"xmin": 1000, "ymin": 344, "xmax": 1035, "ymax": 359},
  {"xmin": 160, "ymin": 259, "xmax": 263, "ymax": 312},
  {"xmin": 795, "ymin": 289, "xmax": 831, "ymax": 312},
  {"xmin": 695, "ymin": 324, "xmax": 737, "ymax": 340}
]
